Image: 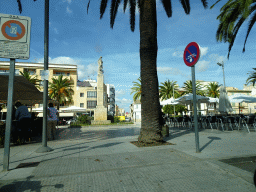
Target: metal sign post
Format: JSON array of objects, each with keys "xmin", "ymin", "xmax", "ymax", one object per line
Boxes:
[
  {"xmin": 3, "ymin": 59, "xmax": 15, "ymax": 171},
  {"xmin": 183, "ymin": 42, "xmax": 201, "ymax": 153},
  {"xmin": 0, "ymin": 13, "xmax": 31, "ymax": 171}
]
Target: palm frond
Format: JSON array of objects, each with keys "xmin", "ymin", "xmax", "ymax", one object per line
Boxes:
[
  {"xmin": 210, "ymin": 0, "xmax": 222, "ymax": 9},
  {"xmin": 100, "ymin": 0, "xmax": 108, "ymax": 19},
  {"xmin": 110, "ymin": 0, "xmax": 121, "ymax": 29},
  {"xmin": 243, "ymin": 4, "xmax": 256, "ymax": 52},
  {"xmin": 129, "ymin": 0, "xmax": 136, "ymax": 32},
  {"xmin": 179, "ymin": 0, "xmax": 190, "ymax": 14},
  {"xmin": 161, "ymin": 0, "xmax": 172, "ymax": 17}
]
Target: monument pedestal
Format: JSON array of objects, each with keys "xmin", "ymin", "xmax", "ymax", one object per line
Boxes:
[{"xmin": 91, "ymin": 106, "xmax": 111, "ymax": 125}]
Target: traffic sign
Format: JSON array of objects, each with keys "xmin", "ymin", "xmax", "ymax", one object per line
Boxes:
[
  {"xmin": 183, "ymin": 42, "xmax": 200, "ymax": 67},
  {"xmin": 0, "ymin": 13, "xmax": 31, "ymax": 60}
]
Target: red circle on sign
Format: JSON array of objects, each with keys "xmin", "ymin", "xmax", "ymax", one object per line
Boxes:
[
  {"xmin": 183, "ymin": 42, "xmax": 200, "ymax": 67},
  {"xmin": 1, "ymin": 20, "xmax": 26, "ymax": 40}
]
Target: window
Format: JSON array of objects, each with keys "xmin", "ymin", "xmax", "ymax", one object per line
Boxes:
[
  {"xmin": 0, "ymin": 69, "xmax": 19, "ymax": 75},
  {"xmin": 87, "ymin": 91, "xmax": 97, "ymax": 98},
  {"xmin": 53, "ymin": 71, "xmax": 70, "ymax": 76},
  {"xmin": 24, "ymin": 68, "xmax": 36, "ymax": 75},
  {"xmin": 80, "ymin": 103, "xmax": 84, "ymax": 108},
  {"xmin": 80, "ymin": 93, "xmax": 84, "ymax": 97},
  {"xmin": 87, "ymin": 101, "xmax": 97, "ymax": 109}
]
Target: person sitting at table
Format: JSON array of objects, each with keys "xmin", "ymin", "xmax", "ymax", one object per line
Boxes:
[{"xmin": 15, "ymin": 102, "xmax": 31, "ymax": 143}]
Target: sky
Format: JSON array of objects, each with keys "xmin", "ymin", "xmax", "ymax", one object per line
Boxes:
[{"xmin": 0, "ymin": 0, "xmax": 256, "ymax": 113}]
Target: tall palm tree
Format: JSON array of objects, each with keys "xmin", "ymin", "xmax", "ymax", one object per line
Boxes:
[
  {"xmin": 87, "ymin": 0, "xmax": 208, "ymax": 143},
  {"xmin": 210, "ymin": 0, "xmax": 256, "ymax": 59},
  {"xmin": 130, "ymin": 77, "xmax": 141, "ymax": 102},
  {"xmin": 246, "ymin": 68, "xmax": 256, "ymax": 86},
  {"xmin": 20, "ymin": 71, "xmax": 41, "ymax": 89},
  {"xmin": 206, "ymin": 82, "xmax": 220, "ymax": 112},
  {"xmin": 159, "ymin": 80, "xmax": 179, "ymax": 101},
  {"xmin": 48, "ymin": 75, "xmax": 74, "ymax": 111},
  {"xmin": 182, "ymin": 80, "xmax": 205, "ymax": 96}
]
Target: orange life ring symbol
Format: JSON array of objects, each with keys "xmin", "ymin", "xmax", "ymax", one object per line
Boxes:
[{"xmin": 1, "ymin": 20, "xmax": 25, "ymax": 40}]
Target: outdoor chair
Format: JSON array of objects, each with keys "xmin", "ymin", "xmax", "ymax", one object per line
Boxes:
[
  {"xmin": 176, "ymin": 117, "xmax": 184, "ymax": 127},
  {"xmin": 240, "ymin": 115, "xmax": 256, "ymax": 133},
  {"xmin": 182, "ymin": 116, "xmax": 192, "ymax": 129},
  {"xmin": 207, "ymin": 116, "xmax": 218, "ymax": 130},
  {"xmin": 226, "ymin": 116, "xmax": 239, "ymax": 131},
  {"xmin": 201, "ymin": 116, "xmax": 208, "ymax": 129},
  {"xmin": 217, "ymin": 116, "xmax": 228, "ymax": 131}
]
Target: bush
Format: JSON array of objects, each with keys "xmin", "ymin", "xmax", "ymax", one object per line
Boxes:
[
  {"xmin": 77, "ymin": 115, "xmax": 92, "ymax": 125},
  {"xmin": 114, "ymin": 116, "xmax": 120, "ymax": 123}
]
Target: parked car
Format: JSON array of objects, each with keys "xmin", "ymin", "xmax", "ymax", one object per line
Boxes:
[
  {"xmin": 125, "ymin": 117, "xmax": 131, "ymax": 122},
  {"xmin": 66, "ymin": 118, "xmax": 77, "ymax": 125}
]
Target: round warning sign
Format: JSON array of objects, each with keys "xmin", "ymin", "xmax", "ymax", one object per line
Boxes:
[
  {"xmin": 183, "ymin": 42, "xmax": 200, "ymax": 67},
  {"xmin": 1, "ymin": 20, "xmax": 26, "ymax": 41}
]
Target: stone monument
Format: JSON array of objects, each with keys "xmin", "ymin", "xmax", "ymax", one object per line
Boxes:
[{"xmin": 91, "ymin": 57, "xmax": 111, "ymax": 125}]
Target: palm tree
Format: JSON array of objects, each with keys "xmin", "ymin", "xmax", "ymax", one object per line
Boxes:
[
  {"xmin": 130, "ymin": 77, "xmax": 141, "ymax": 102},
  {"xmin": 87, "ymin": 0, "xmax": 208, "ymax": 143},
  {"xmin": 206, "ymin": 82, "xmax": 220, "ymax": 113},
  {"xmin": 20, "ymin": 71, "xmax": 41, "ymax": 89},
  {"xmin": 206, "ymin": 82, "xmax": 220, "ymax": 98},
  {"xmin": 48, "ymin": 75, "xmax": 74, "ymax": 111},
  {"xmin": 159, "ymin": 80, "xmax": 180, "ymax": 101},
  {"xmin": 182, "ymin": 80, "xmax": 206, "ymax": 96},
  {"xmin": 210, "ymin": 0, "xmax": 256, "ymax": 59},
  {"xmin": 246, "ymin": 68, "xmax": 256, "ymax": 86}
]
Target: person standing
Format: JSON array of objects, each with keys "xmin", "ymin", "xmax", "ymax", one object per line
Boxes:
[
  {"xmin": 15, "ymin": 102, "xmax": 31, "ymax": 143},
  {"xmin": 47, "ymin": 103, "xmax": 58, "ymax": 140}
]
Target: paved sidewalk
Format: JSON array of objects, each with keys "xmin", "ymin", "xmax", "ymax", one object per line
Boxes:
[{"xmin": 0, "ymin": 124, "xmax": 255, "ymax": 191}]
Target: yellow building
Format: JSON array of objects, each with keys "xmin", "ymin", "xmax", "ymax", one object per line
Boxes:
[{"xmin": 0, "ymin": 61, "xmax": 110, "ymax": 117}]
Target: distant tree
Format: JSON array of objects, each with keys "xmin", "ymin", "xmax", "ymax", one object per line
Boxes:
[
  {"xmin": 162, "ymin": 104, "xmax": 187, "ymax": 116},
  {"xmin": 182, "ymin": 80, "xmax": 205, "ymax": 96},
  {"xmin": 206, "ymin": 82, "xmax": 220, "ymax": 112},
  {"xmin": 159, "ymin": 80, "xmax": 180, "ymax": 101},
  {"xmin": 20, "ymin": 71, "xmax": 41, "ymax": 89},
  {"xmin": 210, "ymin": 0, "xmax": 255, "ymax": 59},
  {"xmin": 130, "ymin": 77, "xmax": 141, "ymax": 102},
  {"xmin": 48, "ymin": 75, "xmax": 74, "ymax": 112},
  {"xmin": 246, "ymin": 68, "xmax": 256, "ymax": 86}
]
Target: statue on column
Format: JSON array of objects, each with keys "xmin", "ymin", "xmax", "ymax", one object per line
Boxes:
[{"xmin": 98, "ymin": 56, "xmax": 103, "ymax": 74}]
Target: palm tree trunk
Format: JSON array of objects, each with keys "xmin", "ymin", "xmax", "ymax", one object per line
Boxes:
[{"xmin": 138, "ymin": 0, "xmax": 163, "ymax": 143}]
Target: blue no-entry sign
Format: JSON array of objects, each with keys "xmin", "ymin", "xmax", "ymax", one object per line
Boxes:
[{"xmin": 183, "ymin": 42, "xmax": 200, "ymax": 67}]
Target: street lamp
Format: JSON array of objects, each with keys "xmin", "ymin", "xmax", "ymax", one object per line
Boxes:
[{"xmin": 217, "ymin": 61, "xmax": 226, "ymax": 88}]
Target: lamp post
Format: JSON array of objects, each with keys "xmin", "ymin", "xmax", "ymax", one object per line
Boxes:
[{"xmin": 217, "ymin": 61, "xmax": 226, "ymax": 88}]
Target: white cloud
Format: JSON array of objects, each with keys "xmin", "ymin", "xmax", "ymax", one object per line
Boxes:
[
  {"xmin": 53, "ymin": 27, "xmax": 58, "ymax": 34},
  {"xmin": 172, "ymin": 50, "xmax": 183, "ymax": 58},
  {"xmin": 157, "ymin": 66, "xmax": 190, "ymax": 78},
  {"xmin": 116, "ymin": 90, "xmax": 126, "ymax": 97},
  {"xmin": 63, "ymin": 0, "xmax": 72, "ymax": 4},
  {"xmin": 196, "ymin": 60, "xmax": 210, "ymax": 72},
  {"xmin": 207, "ymin": 53, "xmax": 227, "ymax": 64},
  {"xmin": 66, "ymin": 6, "xmax": 72, "ymax": 14},
  {"xmin": 116, "ymin": 98, "xmax": 132, "ymax": 104},
  {"xmin": 199, "ymin": 46, "xmax": 208, "ymax": 58}
]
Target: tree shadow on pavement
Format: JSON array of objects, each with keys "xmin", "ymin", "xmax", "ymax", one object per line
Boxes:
[{"xmin": 0, "ymin": 176, "xmax": 64, "ymax": 192}]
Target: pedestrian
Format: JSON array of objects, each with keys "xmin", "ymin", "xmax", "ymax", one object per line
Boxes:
[
  {"xmin": 47, "ymin": 103, "xmax": 58, "ymax": 141},
  {"xmin": 15, "ymin": 102, "xmax": 31, "ymax": 143}
]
